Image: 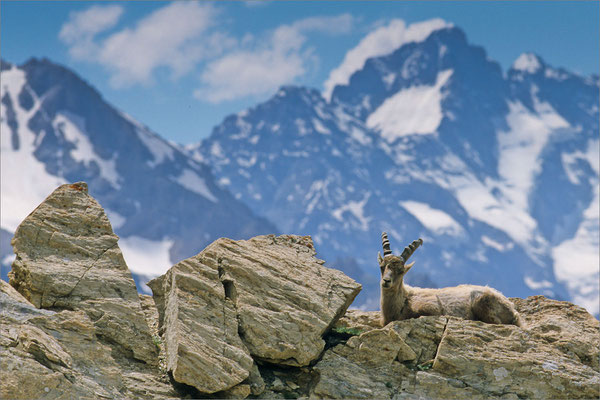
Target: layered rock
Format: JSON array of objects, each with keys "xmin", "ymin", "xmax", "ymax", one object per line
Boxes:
[
  {"xmin": 9, "ymin": 182, "xmax": 157, "ymax": 363},
  {"xmin": 0, "ymin": 279, "xmax": 176, "ymax": 399},
  {"xmin": 2, "ymin": 181, "xmax": 598, "ymax": 399},
  {"xmin": 148, "ymin": 255, "xmax": 255, "ymax": 394},
  {"xmin": 148, "ymin": 234, "xmax": 362, "ymax": 394},
  {"xmin": 2, "ymin": 182, "xmax": 178, "ymax": 399},
  {"xmin": 309, "ymin": 296, "xmax": 600, "ymax": 399}
]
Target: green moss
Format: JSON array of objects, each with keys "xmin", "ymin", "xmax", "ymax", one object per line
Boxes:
[
  {"xmin": 332, "ymin": 326, "xmax": 363, "ymax": 336},
  {"xmin": 152, "ymin": 334, "xmax": 162, "ymax": 350}
]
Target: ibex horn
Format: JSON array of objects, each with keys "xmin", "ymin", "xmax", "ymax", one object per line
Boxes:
[
  {"xmin": 381, "ymin": 232, "xmax": 392, "ymax": 256},
  {"xmin": 400, "ymin": 238, "xmax": 423, "ymax": 261}
]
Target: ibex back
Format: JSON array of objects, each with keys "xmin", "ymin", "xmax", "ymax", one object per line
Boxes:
[{"xmin": 378, "ymin": 232, "xmax": 522, "ymax": 327}]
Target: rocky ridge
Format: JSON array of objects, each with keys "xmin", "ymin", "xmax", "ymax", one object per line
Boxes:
[{"xmin": 2, "ymin": 182, "xmax": 598, "ymax": 399}]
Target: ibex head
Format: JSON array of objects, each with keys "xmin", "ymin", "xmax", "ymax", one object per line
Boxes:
[{"xmin": 377, "ymin": 232, "xmax": 423, "ymax": 290}]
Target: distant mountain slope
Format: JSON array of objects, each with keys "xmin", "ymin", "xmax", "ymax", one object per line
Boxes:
[
  {"xmin": 1, "ymin": 58, "xmax": 277, "ymax": 289},
  {"xmin": 2, "ymin": 22, "xmax": 597, "ymax": 316},
  {"xmin": 194, "ymin": 25, "xmax": 598, "ymax": 314}
]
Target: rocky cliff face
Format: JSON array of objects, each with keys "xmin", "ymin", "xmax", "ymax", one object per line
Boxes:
[{"xmin": 2, "ymin": 182, "xmax": 598, "ymax": 399}]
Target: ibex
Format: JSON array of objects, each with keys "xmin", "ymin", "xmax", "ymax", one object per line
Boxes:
[{"xmin": 378, "ymin": 232, "xmax": 521, "ymax": 327}]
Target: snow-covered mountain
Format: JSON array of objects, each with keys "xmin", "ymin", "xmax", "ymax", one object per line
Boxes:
[
  {"xmin": 192, "ymin": 25, "xmax": 599, "ymax": 314},
  {"xmin": 1, "ymin": 58, "xmax": 277, "ymax": 291},
  {"xmin": 2, "ymin": 22, "xmax": 597, "ymax": 316}
]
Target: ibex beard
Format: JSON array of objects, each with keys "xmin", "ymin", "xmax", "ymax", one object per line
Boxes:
[{"xmin": 378, "ymin": 232, "xmax": 522, "ymax": 327}]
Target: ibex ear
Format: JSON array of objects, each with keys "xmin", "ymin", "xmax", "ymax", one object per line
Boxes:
[
  {"xmin": 404, "ymin": 261, "xmax": 415, "ymax": 273},
  {"xmin": 377, "ymin": 251, "xmax": 384, "ymax": 266}
]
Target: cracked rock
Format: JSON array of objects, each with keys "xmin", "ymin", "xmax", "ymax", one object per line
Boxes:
[
  {"xmin": 0, "ymin": 280, "xmax": 177, "ymax": 399},
  {"xmin": 314, "ymin": 298, "xmax": 598, "ymax": 399},
  {"xmin": 148, "ymin": 234, "xmax": 361, "ymax": 394},
  {"xmin": 8, "ymin": 182, "xmax": 157, "ymax": 364},
  {"xmin": 148, "ymin": 255, "xmax": 254, "ymax": 394},
  {"xmin": 432, "ymin": 299, "xmax": 600, "ymax": 399}
]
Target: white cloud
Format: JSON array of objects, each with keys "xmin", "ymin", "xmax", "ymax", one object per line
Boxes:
[
  {"xmin": 60, "ymin": 2, "xmax": 221, "ymax": 87},
  {"xmin": 59, "ymin": 5, "xmax": 124, "ymax": 59},
  {"xmin": 59, "ymin": 5, "xmax": 124, "ymax": 41},
  {"xmin": 323, "ymin": 18, "xmax": 452, "ymax": 101},
  {"xmin": 59, "ymin": 5, "xmax": 353, "ymax": 100},
  {"xmin": 196, "ymin": 14, "xmax": 354, "ymax": 103}
]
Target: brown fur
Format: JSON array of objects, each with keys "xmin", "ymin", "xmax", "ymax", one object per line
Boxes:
[{"xmin": 378, "ymin": 253, "xmax": 522, "ymax": 327}]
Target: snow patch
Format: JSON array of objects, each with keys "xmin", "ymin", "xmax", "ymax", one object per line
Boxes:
[
  {"xmin": 53, "ymin": 112, "xmax": 121, "ymax": 188},
  {"xmin": 333, "ymin": 106, "xmax": 372, "ymax": 145},
  {"xmin": 562, "ymin": 151, "xmax": 586, "ymax": 185},
  {"xmin": 498, "ymin": 97, "xmax": 570, "ymax": 213},
  {"xmin": 512, "ymin": 53, "xmax": 542, "ymax": 74},
  {"xmin": 119, "ymin": 236, "xmax": 174, "ymax": 276},
  {"xmin": 237, "ymin": 154, "xmax": 257, "ymax": 168},
  {"xmin": 366, "ymin": 70, "xmax": 453, "ymax": 141},
  {"xmin": 210, "ymin": 141, "xmax": 224, "ymax": 158},
  {"xmin": 382, "ymin": 73, "xmax": 396, "ymax": 88},
  {"xmin": 331, "ymin": 193, "xmax": 371, "ymax": 231},
  {"xmin": 312, "ymin": 118, "xmax": 331, "ymax": 135},
  {"xmin": 118, "ymin": 110, "xmax": 146, "ymax": 130},
  {"xmin": 1, "ymin": 66, "xmax": 66, "ymax": 232},
  {"xmin": 400, "ymin": 200, "xmax": 463, "ymax": 235},
  {"xmin": 552, "ymin": 181, "xmax": 599, "ymax": 316},
  {"xmin": 171, "ymin": 168, "xmax": 218, "ymax": 202},
  {"xmin": 295, "ymin": 118, "xmax": 309, "ymax": 136},
  {"xmin": 136, "ymin": 128, "xmax": 175, "ymax": 167},
  {"xmin": 430, "ymin": 153, "xmax": 538, "ymax": 245},
  {"xmin": 584, "ymin": 138, "xmax": 600, "ymax": 175},
  {"xmin": 323, "ymin": 18, "xmax": 452, "ymax": 101}
]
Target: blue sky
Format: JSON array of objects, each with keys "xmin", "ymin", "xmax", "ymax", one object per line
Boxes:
[{"xmin": 1, "ymin": 1, "xmax": 598, "ymax": 145}]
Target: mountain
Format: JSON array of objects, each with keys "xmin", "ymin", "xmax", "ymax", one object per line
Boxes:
[
  {"xmin": 192, "ymin": 26, "xmax": 599, "ymax": 314},
  {"xmin": 0, "ymin": 58, "xmax": 277, "ymax": 290},
  {"xmin": 2, "ymin": 22, "xmax": 597, "ymax": 316}
]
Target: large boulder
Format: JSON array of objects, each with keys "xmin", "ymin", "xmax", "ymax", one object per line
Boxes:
[
  {"xmin": 148, "ymin": 234, "xmax": 361, "ymax": 394},
  {"xmin": 310, "ymin": 296, "xmax": 600, "ymax": 399},
  {"xmin": 9, "ymin": 182, "xmax": 157, "ymax": 364},
  {"xmin": 0, "ymin": 280, "xmax": 177, "ymax": 399}
]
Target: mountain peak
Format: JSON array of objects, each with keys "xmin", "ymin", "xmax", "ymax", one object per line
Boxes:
[
  {"xmin": 323, "ymin": 18, "xmax": 455, "ymax": 101},
  {"xmin": 275, "ymin": 85, "xmax": 323, "ymax": 101},
  {"xmin": 511, "ymin": 52, "xmax": 545, "ymax": 74}
]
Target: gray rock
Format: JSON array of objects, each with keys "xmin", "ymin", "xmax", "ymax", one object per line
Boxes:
[
  {"xmin": 148, "ymin": 256, "xmax": 255, "ymax": 394},
  {"xmin": 9, "ymin": 182, "xmax": 157, "ymax": 364},
  {"xmin": 311, "ymin": 297, "xmax": 599, "ymax": 399},
  {"xmin": 149, "ymin": 234, "xmax": 361, "ymax": 394},
  {"xmin": 0, "ymin": 280, "xmax": 177, "ymax": 399}
]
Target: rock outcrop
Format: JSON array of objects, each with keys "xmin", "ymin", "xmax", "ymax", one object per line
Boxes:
[
  {"xmin": 309, "ymin": 296, "xmax": 600, "ymax": 399},
  {"xmin": 2, "ymin": 182, "xmax": 598, "ymax": 399},
  {"xmin": 9, "ymin": 182, "xmax": 157, "ymax": 364},
  {"xmin": 148, "ymin": 234, "xmax": 362, "ymax": 394},
  {"xmin": 2, "ymin": 182, "xmax": 176, "ymax": 399},
  {"xmin": 1, "ymin": 277, "xmax": 177, "ymax": 399}
]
